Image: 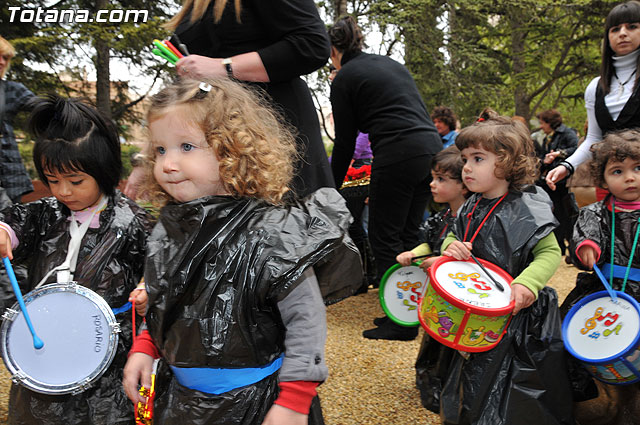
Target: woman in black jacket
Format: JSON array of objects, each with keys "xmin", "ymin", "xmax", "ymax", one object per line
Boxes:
[
  {"xmin": 328, "ymin": 16, "xmax": 442, "ymax": 340},
  {"xmin": 537, "ymin": 109, "xmax": 578, "ymax": 256}
]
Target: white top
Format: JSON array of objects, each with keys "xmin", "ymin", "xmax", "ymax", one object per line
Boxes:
[{"xmin": 567, "ymin": 49, "xmax": 640, "ymax": 168}]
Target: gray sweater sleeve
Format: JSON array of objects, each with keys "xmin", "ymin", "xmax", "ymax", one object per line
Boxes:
[{"xmin": 277, "ymin": 267, "xmax": 328, "ymax": 382}]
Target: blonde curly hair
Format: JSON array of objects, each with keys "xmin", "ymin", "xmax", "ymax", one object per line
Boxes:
[
  {"xmin": 455, "ymin": 111, "xmax": 539, "ymax": 191},
  {"xmin": 143, "ymin": 78, "xmax": 298, "ymax": 205}
]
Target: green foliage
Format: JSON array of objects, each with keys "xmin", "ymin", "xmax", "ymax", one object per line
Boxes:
[{"xmin": 317, "ymin": 0, "xmax": 619, "ymax": 131}]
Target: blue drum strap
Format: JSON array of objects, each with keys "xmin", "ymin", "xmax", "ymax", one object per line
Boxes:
[
  {"xmin": 111, "ymin": 301, "xmax": 132, "ymax": 315},
  {"xmin": 601, "ymin": 263, "xmax": 640, "ymax": 284},
  {"xmin": 170, "ymin": 354, "xmax": 284, "ymax": 395}
]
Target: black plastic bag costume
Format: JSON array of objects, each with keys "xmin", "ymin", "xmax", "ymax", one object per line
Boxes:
[
  {"xmin": 145, "ymin": 188, "xmax": 362, "ymax": 425},
  {"xmin": 0, "ymin": 193, "xmax": 153, "ymax": 425},
  {"xmin": 560, "ymin": 197, "xmax": 640, "ymax": 401},
  {"xmin": 436, "ymin": 186, "xmax": 575, "ymax": 425},
  {"xmin": 415, "ymin": 207, "xmax": 457, "ymax": 412}
]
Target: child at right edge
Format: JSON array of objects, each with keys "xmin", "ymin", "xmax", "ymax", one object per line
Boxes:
[{"xmin": 433, "ymin": 111, "xmax": 575, "ymax": 424}]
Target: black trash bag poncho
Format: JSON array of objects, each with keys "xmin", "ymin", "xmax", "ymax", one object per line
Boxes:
[
  {"xmin": 440, "ymin": 287, "xmax": 574, "ymax": 425},
  {"xmin": 145, "ymin": 188, "xmax": 362, "ymax": 425},
  {"xmin": 0, "ymin": 193, "xmax": 153, "ymax": 425},
  {"xmin": 415, "ymin": 207, "xmax": 457, "ymax": 413},
  {"xmin": 435, "ymin": 187, "xmax": 574, "ymax": 425}
]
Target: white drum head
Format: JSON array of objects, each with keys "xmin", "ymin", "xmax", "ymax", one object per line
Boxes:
[
  {"xmin": 0, "ymin": 283, "xmax": 119, "ymax": 394},
  {"xmin": 434, "ymin": 260, "xmax": 512, "ymax": 309},
  {"xmin": 566, "ymin": 295, "xmax": 640, "ymax": 362},
  {"xmin": 381, "ymin": 265, "xmax": 427, "ymax": 325}
]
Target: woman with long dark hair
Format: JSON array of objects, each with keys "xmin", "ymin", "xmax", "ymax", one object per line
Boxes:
[{"xmin": 546, "ymin": 1, "xmax": 640, "ymax": 189}]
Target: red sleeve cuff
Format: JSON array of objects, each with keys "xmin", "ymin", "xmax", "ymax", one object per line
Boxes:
[
  {"xmin": 576, "ymin": 240, "xmax": 601, "ymax": 266},
  {"xmin": 129, "ymin": 329, "xmax": 160, "ymax": 359},
  {"xmin": 274, "ymin": 381, "xmax": 319, "ymax": 414}
]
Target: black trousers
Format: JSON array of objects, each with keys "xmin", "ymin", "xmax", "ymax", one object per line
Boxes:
[{"xmin": 368, "ymin": 154, "xmax": 432, "ymax": 283}]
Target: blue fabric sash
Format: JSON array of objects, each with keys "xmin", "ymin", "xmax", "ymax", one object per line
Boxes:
[
  {"xmin": 170, "ymin": 355, "xmax": 284, "ymax": 395},
  {"xmin": 601, "ymin": 263, "xmax": 640, "ymax": 283}
]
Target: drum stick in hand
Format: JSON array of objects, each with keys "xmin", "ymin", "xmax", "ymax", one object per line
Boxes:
[
  {"xmin": 451, "ymin": 234, "xmax": 504, "ymax": 292},
  {"xmin": 2, "ymin": 257, "xmax": 44, "ymax": 349}
]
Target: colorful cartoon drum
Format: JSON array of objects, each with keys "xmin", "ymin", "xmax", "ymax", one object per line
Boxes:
[
  {"xmin": 0, "ymin": 282, "xmax": 120, "ymax": 394},
  {"xmin": 379, "ymin": 264, "xmax": 428, "ymax": 326},
  {"xmin": 563, "ymin": 291, "xmax": 640, "ymax": 385},
  {"xmin": 418, "ymin": 257, "xmax": 514, "ymax": 352}
]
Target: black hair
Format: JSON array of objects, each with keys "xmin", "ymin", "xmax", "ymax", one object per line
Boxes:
[
  {"xmin": 431, "ymin": 106, "xmax": 457, "ymax": 132},
  {"xmin": 29, "ymin": 94, "xmax": 122, "ymax": 196},
  {"xmin": 328, "ymin": 16, "xmax": 364, "ymax": 55},
  {"xmin": 601, "ymin": 1, "xmax": 640, "ymax": 94}
]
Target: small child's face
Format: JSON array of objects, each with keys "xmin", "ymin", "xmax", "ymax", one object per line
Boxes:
[
  {"xmin": 460, "ymin": 146, "xmax": 509, "ymax": 199},
  {"xmin": 603, "ymin": 157, "xmax": 640, "ymax": 203},
  {"xmin": 149, "ymin": 112, "xmax": 228, "ymax": 203},
  {"xmin": 430, "ymin": 170, "xmax": 465, "ymax": 205},
  {"xmin": 44, "ymin": 168, "xmax": 102, "ymax": 211}
]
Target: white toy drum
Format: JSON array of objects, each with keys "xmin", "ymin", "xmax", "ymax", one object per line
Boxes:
[
  {"xmin": 418, "ymin": 257, "xmax": 514, "ymax": 352},
  {"xmin": 563, "ymin": 291, "xmax": 640, "ymax": 385},
  {"xmin": 0, "ymin": 282, "xmax": 120, "ymax": 394},
  {"xmin": 379, "ymin": 264, "xmax": 428, "ymax": 326}
]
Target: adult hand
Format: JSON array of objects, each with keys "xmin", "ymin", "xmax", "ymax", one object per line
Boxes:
[
  {"xmin": 122, "ymin": 352, "xmax": 154, "ymax": 405},
  {"xmin": 577, "ymin": 245, "xmax": 598, "ymax": 270},
  {"xmin": 543, "ymin": 151, "xmax": 561, "ymax": 165},
  {"xmin": 396, "ymin": 251, "xmax": 414, "ymax": 267},
  {"xmin": 176, "ymin": 55, "xmax": 226, "ymax": 80},
  {"xmin": 545, "ymin": 165, "xmax": 568, "ymax": 191},
  {"xmin": 442, "ymin": 241, "xmax": 472, "ymax": 260},
  {"xmin": 129, "ymin": 284, "xmax": 148, "ymax": 316},
  {"xmin": 511, "ymin": 284, "xmax": 535, "ymax": 315},
  {"xmin": 262, "ymin": 404, "xmax": 308, "ymax": 425},
  {"xmin": 124, "ymin": 167, "xmax": 145, "ymax": 200},
  {"xmin": 0, "ymin": 228, "xmax": 13, "ymax": 260}
]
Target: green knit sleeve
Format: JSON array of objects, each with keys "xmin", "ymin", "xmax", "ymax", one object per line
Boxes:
[{"xmin": 511, "ymin": 233, "xmax": 561, "ymax": 298}]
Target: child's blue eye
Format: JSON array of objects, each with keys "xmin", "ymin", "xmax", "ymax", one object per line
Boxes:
[
  {"xmin": 634, "ymin": 165, "xmax": 640, "ymax": 172},
  {"xmin": 474, "ymin": 156, "xmax": 483, "ymax": 162},
  {"xmin": 181, "ymin": 143, "xmax": 195, "ymax": 152},
  {"xmin": 155, "ymin": 146, "xmax": 166, "ymax": 155},
  {"xmin": 612, "ymin": 169, "xmax": 622, "ymax": 175}
]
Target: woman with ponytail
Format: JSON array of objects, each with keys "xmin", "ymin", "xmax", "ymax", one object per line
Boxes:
[{"xmin": 328, "ymin": 16, "xmax": 443, "ymax": 341}]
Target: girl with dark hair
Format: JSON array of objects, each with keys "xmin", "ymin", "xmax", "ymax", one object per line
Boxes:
[
  {"xmin": 433, "ymin": 112, "xmax": 574, "ymax": 424},
  {"xmin": 0, "ymin": 94, "xmax": 153, "ymax": 424},
  {"xmin": 547, "ymin": 1, "xmax": 640, "ymax": 189},
  {"xmin": 328, "ymin": 16, "xmax": 442, "ymax": 341}
]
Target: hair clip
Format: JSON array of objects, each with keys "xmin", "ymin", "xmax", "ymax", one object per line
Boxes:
[{"xmin": 194, "ymin": 82, "xmax": 212, "ymax": 100}]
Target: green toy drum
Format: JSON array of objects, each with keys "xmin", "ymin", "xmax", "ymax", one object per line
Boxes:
[
  {"xmin": 418, "ymin": 257, "xmax": 514, "ymax": 352},
  {"xmin": 379, "ymin": 264, "xmax": 428, "ymax": 326}
]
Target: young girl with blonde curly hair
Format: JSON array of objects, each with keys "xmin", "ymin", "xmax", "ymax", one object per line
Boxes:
[
  {"xmin": 123, "ymin": 78, "xmax": 361, "ymax": 425},
  {"xmin": 433, "ymin": 110, "xmax": 575, "ymax": 424}
]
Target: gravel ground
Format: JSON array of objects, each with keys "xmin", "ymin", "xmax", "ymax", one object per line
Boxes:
[{"xmin": 0, "ymin": 260, "xmax": 581, "ymax": 424}]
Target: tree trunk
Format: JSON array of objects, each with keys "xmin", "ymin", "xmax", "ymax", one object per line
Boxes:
[
  {"xmin": 509, "ymin": 5, "xmax": 529, "ymax": 121},
  {"xmin": 334, "ymin": 0, "xmax": 347, "ymax": 20},
  {"xmin": 94, "ymin": 0, "xmax": 111, "ymax": 119}
]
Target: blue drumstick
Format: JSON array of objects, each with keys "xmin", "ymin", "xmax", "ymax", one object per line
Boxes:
[
  {"xmin": 2, "ymin": 257, "xmax": 44, "ymax": 349},
  {"xmin": 593, "ymin": 263, "xmax": 618, "ymax": 301}
]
